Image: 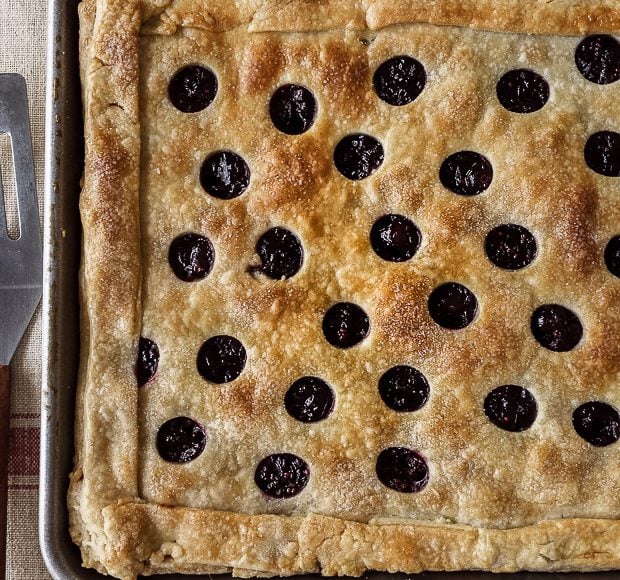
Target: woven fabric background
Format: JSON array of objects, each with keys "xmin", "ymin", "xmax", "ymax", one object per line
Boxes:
[{"xmin": 0, "ymin": 0, "xmax": 49, "ymax": 578}]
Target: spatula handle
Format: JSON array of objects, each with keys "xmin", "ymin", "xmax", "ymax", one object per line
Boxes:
[{"xmin": 0, "ymin": 364, "xmax": 9, "ymax": 578}]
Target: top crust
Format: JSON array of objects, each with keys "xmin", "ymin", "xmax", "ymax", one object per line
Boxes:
[
  {"xmin": 73, "ymin": 0, "xmax": 620, "ymax": 578},
  {"xmin": 141, "ymin": 0, "xmax": 620, "ymax": 35}
]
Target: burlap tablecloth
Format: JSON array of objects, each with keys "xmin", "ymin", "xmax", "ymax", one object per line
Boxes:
[{"xmin": 0, "ymin": 1, "xmax": 50, "ymax": 578}]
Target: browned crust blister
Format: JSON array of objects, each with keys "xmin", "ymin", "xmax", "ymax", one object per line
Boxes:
[{"xmin": 73, "ymin": 1, "xmax": 620, "ymax": 578}]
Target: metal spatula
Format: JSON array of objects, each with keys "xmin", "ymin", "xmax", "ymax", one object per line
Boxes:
[{"xmin": 0, "ymin": 73, "xmax": 42, "ymax": 577}]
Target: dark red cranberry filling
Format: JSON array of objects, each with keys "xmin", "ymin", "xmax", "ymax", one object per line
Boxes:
[
  {"xmin": 136, "ymin": 337, "xmax": 159, "ymax": 387},
  {"xmin": 254, "ymin": 453, "xmax": 310, "ymax": 498},
  {"xmin": 439, "ymin": 151, "xmax": 493, "ymax": 197},
  {"xmin": 168, "ymin": 233, "xmax": 215, "ymax": 282},
  {"xmin": 531, "ymin": 304, "xmax": 583, "ymax": 352},
  {"xmin": 575, "ymin": 35, "xmax": 620, "ymax": 85},
  {"xmin": 484, "ymin": 385, "xmax": 537, "ymax": 432},
  {"xmin": 485, "ymin": 224, "xmax": 537, "ymax": 270},
  {"xmin": 269, "ymin": 84, "xmax": 317, "ymax": 135},
  {"xmin": 322, "ymin": 302, "xmax": 370, "ymax": 349},
  {"xmin": 373, "ymin": 56, "xmax": 426, "ymax": 106},
  {"xmin": 604, "ymin": 235, "xmax": 620, "ymax": 277},
  {"xmin": 376, "ymin": 447, "xmax": 428, "ymax": 493},
  {"xmin": 197, "ymin": 335, "xmax": 246, "ymax": 384},
  {"xmin": 573, "ymin": 402, "xmax": 620, "ymax": 447},
  {"xmin": 496, "ymin": 69, "xmax": 549, "ymax": 114},
  {"xmin": 428, "ymin": 282, "xmax": 478, "ymax": 330},
  {"xmin": 370, "ymin": 214, "xmax": 421, "ymax": 262},
  {"xmin": 334, "ymin": 134, "xmax": 384, "ymax": 180},
  {"xmin": 251, "ymin": 227, "xmax": 304, "ymax": 280},
  {"xmin": 284, "ymin": 377, "xmax": 334, "ymax": 423},
  {"xmin": 168, "ymin": 65, "xmax": 218, "ymax": 113},
  {"xmin": 378, "ymin": 366, "xmax": 429, "ymax": 412},
  {"xmin": 584, "ymin": 131, "xmax": 620, "ymax": 177},
  {"xmin": 156, "ymin": 416, "xmax": 206, "ymax": 463},
  {"xmin": 200, "ymin": 151, "xmax": 250, "ymax": 199}
]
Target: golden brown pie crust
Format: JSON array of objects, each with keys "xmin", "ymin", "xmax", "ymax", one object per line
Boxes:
[{"xmin": 73, "ymin": 1, "xmax": 620, "ymax": 578}]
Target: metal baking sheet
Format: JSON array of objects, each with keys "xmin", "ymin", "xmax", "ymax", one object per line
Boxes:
[{"xmin": 38, "ymin": 1, "xmax": 617, "ymax": 578}]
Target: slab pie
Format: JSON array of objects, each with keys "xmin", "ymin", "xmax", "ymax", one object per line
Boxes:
[{"xmin": 72, "ymin": 1, "xmax": 620, "ymax": 578}]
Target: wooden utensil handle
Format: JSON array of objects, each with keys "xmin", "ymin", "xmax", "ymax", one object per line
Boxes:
[{"xmin": 0, "ymin": 364, "xmax": 10, "ymax": 579}]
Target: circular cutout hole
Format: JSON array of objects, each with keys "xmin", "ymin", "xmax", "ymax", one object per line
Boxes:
[
  {"xmin": 197, "ymin": 335, "xmax": 246, "ymax": 384},
  {"xmin": 378, "ymin": 366, "xmax": 429, "ymax": 412},
  {"xmin": 573, "ymin": 402, "xmax": 620, "ymax": 447},
  {"xmin": 496, "ymin": 69, "xmax": 549, "ymax": 114},
  {"xmin": 484, "ymin": 385, "xmax": 537, "ymax": 432},
  {"xmin": 372, "ymin": 56, "xmax": 426, "ymax": 106},
  {"xmin": 254, "ymin": 453, "xmax": 310, "ymax": 498},
  {"xmin": 439, "ymin": 151, "xmax": 493, "ymax": 197},
  {"xmin": 252, "ymin": 227, "xmax": 304, "ymax": 280},
  {"xmin": 284, "ymin": 377, "xmax": 335, "ymax": 423},
  {"xmin": 168, "ymin": 233, "xmax": 215, "ymax": 282},
  {"xmin": 370, "ymin": 214, "xmax": 421, "ymax": 262},
  {"xmin": 485, "ymin": 224, "xmax": 537, "ymax": 270},
  {"xmin": 575, "ymin": 35, "xmax": 620, "ymax": 85},
  {"xmin": 156, "ymin": 416, "xmax": 206, "ymax": 463},
  {"xmin": 376, "ymin": 447, "xmax": 429, "ymax": 493},
  {"xmin": 604, "ymin": 235, "xmax": 620, "ymax": 278},
  {"xmin": 200, "ymin": 151, "xmax": 251, "ymax": 199},
  {"xmin": 333, "ymin": 134, "xmax": 384, "ymax": 180},
  {"xmin": 136, "ymin": 337, "xmax": 159, "ymax": 386},
  {"xmin": 530, "ymin": 304, "xmax": 583, "ymax": 352},
  {"xmin": 168, "ymin": 65, "xmax": 217, "ymax": 113},
  {"xmin": 584, "ymin": 131, "xmax": 620, "ymax": 177},
  {"xmin": 269, "ymin": 84, "xmax": 317, "ymax": 135},
  {"xmin": 322, "ymin": 302, "xmax": 370, "ymax": 349},
  {"xmin": 428, "ymin": 282, "xmax": 478, "ymax": 330}
]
